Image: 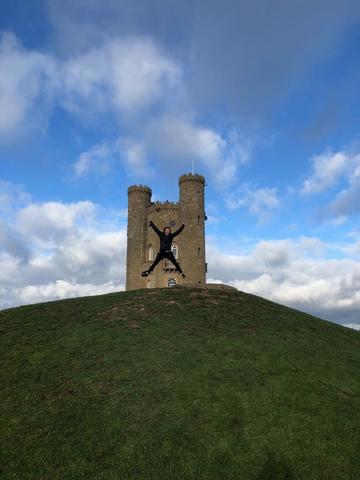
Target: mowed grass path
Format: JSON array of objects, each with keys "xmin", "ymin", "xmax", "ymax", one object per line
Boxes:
[{"xmin": 1, "ymin": 287, "xmax": 359, "ymax": 480}]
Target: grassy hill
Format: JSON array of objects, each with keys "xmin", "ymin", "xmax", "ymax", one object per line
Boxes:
[{"xmin": 0, "ymin": 286, "xmax": 359, "ymax": 480}]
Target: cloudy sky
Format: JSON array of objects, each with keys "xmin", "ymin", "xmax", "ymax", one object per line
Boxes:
[{"xmin": 1, "ymin": 0, "xmax": 360, "ymax": 330}]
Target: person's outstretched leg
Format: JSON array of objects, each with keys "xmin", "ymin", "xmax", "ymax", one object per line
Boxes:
[
  {"xmin": 142, "ymin": 252, "xmax": 164, "ymax": 276},
  {"xmin": 166, "ymin": 252, "xmax": 186, "ymax": 277}
]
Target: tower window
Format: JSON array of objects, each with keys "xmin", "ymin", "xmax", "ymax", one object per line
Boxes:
[
  {"xmin": 198, "ymin": 247, "xmax": 201, "ymax": 257},
  {"xmin": 148, "ymin": 245, "xmax": 154, "ymax": 261},
  {"xmin": 197, "ymin": 215, "xmax": 201, "ymax": 225},
  {"xmin": 171, "ymin": 243, "xmax": 178, "ymax": 259}
]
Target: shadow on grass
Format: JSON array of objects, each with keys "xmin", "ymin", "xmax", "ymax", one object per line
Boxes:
[{"xmin": 256, "ymin": 452, "xmax": 296, "ymax": 480}]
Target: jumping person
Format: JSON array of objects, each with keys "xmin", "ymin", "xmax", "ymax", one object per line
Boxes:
[{"xmin": 142, "ymin": 221, "xmax": 186, "ymax": 277}]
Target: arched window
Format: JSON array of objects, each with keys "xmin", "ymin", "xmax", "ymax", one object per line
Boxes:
[
  {"xmin": 148, "ymin": 245, "xmax": 154, "ymax": 261},
  {"xmin": 171, "ymin": 243, "xmax": 178, "ymax": 259},
  {"xmin": 168, "ymin": 277, "xmax": 177, "ymax": 287},
  {"xmin": 198, "ymin": 247, "xmax": 201, "ymax": 257},
  {"xmin": 197, "ymin": 215, "xmax": 201, "ymax": 225}
]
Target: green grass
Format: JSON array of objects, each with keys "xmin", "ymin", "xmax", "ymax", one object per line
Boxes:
[{"xmin": 0, "ymin": 286, "xmax": 359, "ymax": 480}]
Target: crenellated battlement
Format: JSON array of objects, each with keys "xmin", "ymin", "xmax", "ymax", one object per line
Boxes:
[
  {"xmin": 179, "ymin": 173, "xmax": 205, "ymax": 185},
  {"xmin": 128, "ymin": 185, "xmax": 152, "ymax": 195},
  {"xmin": 148, "ymin": 201, "xmax": 179, "ymax": 213}
]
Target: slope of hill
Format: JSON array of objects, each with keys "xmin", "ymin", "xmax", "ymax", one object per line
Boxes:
[{"xmin": 1, "ymin": 286, "xmax": 359, "ymax": 480}]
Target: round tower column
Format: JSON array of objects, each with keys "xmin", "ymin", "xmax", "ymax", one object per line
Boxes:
[
  {"xmin": 179, "ymin": 173, "xmax": 206, "ymax": 285},
  {"xmin": 126, "ymin": 185, "xmax": 152, "ymax": 290}
]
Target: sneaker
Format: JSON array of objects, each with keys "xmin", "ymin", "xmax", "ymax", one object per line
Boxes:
[{"xmin": 141, "ymin": 271, "xmax": 149, "ymax": 277}]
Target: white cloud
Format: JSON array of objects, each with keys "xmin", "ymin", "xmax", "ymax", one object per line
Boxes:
[
  {"xmin": 0, "ymin": 180, "xmax": 32, "ymax": 216},
  {"xmin": 73, "ymin": 143, "xmax": 113, "ymax": 177},
  {"xmin": 0, "ymin": 32, "xmax": 181, "ymax": 139},
  {"xmin": 0, "ymin": 32, "xmax": 57, "ymax": 140},
  {"xmin": 205, "ymin": 202, "xmax": 228, "ymax": 225},
  {"xmin": 206, "ymin": 236, "xmax": 360, "ymax": 325},
  {"xmin": 342, "ymin": 323, "xmax": 360, "ymax": 331},
  {"xmin": 109, "ymin": 39, "xmax": 180, "ymax": 112},
  {"xmin": 343, "ymin": 239, "xmax": 360, "ymax": 255},
  {"xmin": 0, "ymin": 188, "xmax": 127, "ymax": 309},
  {"xmin": 45, "ymin": 0, "xmax": 360, "ymax": 120},
  {"xmin": 62, "ymin": 37, "xmax": 181, "ymax": 117},
  {"xmin": 73, "ymin": 137, "xmax": 153, "ymax": 179},
  {"xmin": 328, "ymin": 174, "xmax": 360, "ymax": 218},
  {"xmin": 16, "ymin": 201, "xmax": 96, "ymax": 243},
  {"xmin": 72, "ymin": 117, "xmax": 252, "ymax": 184},
  {"xmin": 52, "ymin": 230, "xmax": 126, "ymax": 282},
  {"xmin": 118, "ymin": 137, "xmax": 152, "ymax": 177},
  {"xmin": 301, "ymin": 150, "xmax": 348, "ymax": 195},
  {"xmin": 15, "ymin": 280, "xmax": 121, "ymax": 305},
  {"xmin": 300, "ymin": 147, "xmax": 360, "ymax": 222},
  {"xmin": 298, "ymin": 236, "xmax": 326, "ymax": 255},
  {"xmin": 253, "ymin": 240, "xmax": 291, "ymax": 267},
  {"xmin": 145, "ymin": 115, "xmax": 252, "ymax": 186},
  {"xmin": 226, "ymin": 184, "xmax": 280, "ymax": 224},
  {"xmin": 1, "ymin": 31, "xmax": 254, "ymax": 187},
  {"xmin": 0, "ymin": 221, "xmax": 30, "ymax": 262}
]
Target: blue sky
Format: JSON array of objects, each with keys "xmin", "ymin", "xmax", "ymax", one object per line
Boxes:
[{"xmin": 1, "ymin": 0, "xmax": 360, "ymax": 329}]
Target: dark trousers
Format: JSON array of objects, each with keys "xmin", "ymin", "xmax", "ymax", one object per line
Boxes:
[{"xmin": 148, "ymin": 250, "xmax": 182, "ymax": 273}]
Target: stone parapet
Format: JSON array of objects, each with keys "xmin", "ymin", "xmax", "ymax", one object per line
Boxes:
[
  {"xmin": 148, "ymin": 201, "xmax": 179, "ymax": 213},
  {"xmin": 128, "ymin": 185, "xmax": 152, "ymax": 196},
  {"xmin": 179, "ymin": 173, "xmax": 205, "ymax": 185}
]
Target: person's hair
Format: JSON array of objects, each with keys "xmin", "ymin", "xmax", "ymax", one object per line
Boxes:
[{"xmin": 163, "ymin": 226, "xmax": 171, "ymax": 233}]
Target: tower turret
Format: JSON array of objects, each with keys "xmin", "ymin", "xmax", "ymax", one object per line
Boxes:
[
  {"xmin": 179, "ymin": 173, "xmax": 206, "ymax": 285},
  {"xmin": 126, "ymin": 185, "xmax": 152, "ymax": 290}
]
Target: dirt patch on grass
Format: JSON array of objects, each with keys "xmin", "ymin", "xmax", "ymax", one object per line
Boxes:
[
  {"xmin": 207, "ymin": 298, "xmax": 220, "ymax": 304},
  {"xmin": 126, "ymin": 320, "xmax": 140, "ymax": 328},
  {"xmin": 97, "ymin": 303, "xmax": 146, "ymax": 322},
  {"xmin": 337, "ymin": 388, "xmax": 358, "ymax": 398},
  {"xmin": 241, "ymin": 325, "xmax": 257, "ymax": 335}
]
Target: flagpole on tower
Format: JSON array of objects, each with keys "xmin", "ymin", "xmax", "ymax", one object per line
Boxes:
[{"xmin": 191, "ymin": 158, "xmax": 194, "ymax": 175}]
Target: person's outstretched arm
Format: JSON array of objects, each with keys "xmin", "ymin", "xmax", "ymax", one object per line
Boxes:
[
  {"xmin": 149, "ymin": 220, "xmax": 162, "ymax": 236},
  {"xmin": 172, "ymin": 224, "xmax": 185, "ymax": 237}
]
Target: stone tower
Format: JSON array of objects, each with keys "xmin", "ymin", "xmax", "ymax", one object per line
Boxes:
[{"xmin": 126, "ymin": 173, "xmax": 206, "ymax": 290}]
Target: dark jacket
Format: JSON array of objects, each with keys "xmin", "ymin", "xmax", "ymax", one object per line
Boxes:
[{"xmin": 150, "ymin": 221, "xmax": 185, "ymax": 252}]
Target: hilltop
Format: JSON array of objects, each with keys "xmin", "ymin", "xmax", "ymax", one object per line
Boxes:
[{"xmin": 1, "ymin": 286, "xmax": 359, "ymax": 480}]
